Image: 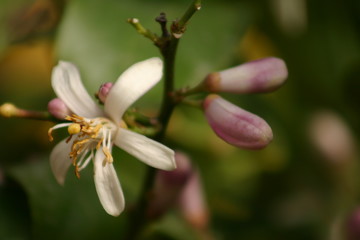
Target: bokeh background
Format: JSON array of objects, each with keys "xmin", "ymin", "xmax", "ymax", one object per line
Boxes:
[{"xmin": 1, "ymin": 0, "xmax": 360, "ymax": 239}]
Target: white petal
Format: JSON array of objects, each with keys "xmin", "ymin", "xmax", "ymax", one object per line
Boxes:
[
  {"xmin": 93, "ymin": 149, "xmax": 125, "ymax": 216},
  {"xmin": 50, "ymin": 138, "xmax": 72, "ymax": 185},
  {"xmin": 114, "ymin": 128, "xmax": 176, "ymax": 171},
  {"xmin": 104, "ymin": 58, "xmax": 163, "ymax": 123},
  {"xmin": 52, "ymin": 61, "xmax": 104, "ymax": 118}
]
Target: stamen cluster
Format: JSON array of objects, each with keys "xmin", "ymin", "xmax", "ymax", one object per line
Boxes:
[{"xmin": 49, "ymin": 114, "xmax": 117, "ymax": 178}]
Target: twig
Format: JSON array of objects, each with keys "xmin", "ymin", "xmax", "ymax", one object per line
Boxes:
[
  {"xmin": 126, "ymin": 0, "xmax": 202, "ymax": 239},
  {"xmin": 127, "ymin": 18, "xmax": 158, "ymax": 42}
]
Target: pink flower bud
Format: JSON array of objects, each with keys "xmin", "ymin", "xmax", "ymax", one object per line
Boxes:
[
  {"xmin": 97, "ymin": 82, "xmax": 113, "ymax": 103},
  {"xmin": 147, "ymin": 152, "xmax": 193, "ymax": 219},
  {"xmin": 203, "ymin": 94, "xmax": 273, "ymax": 149},
  {"xmin": 308, "ymin": 111, "xmax": 355, "ymax": 165},
  {"xmin": 346, "ymin": 207, "xmax": 360, "ymax": 240},
  {"xmin": 178, "ymin": 170, "xmax": 209, "ymax": 230},
  {"xmin": 203, "ymin": 57, "xmax": 288, "ymax": 94},
  {"xmin": 47, "ymin": 98, "xmax": 71, "ymax": 119}
]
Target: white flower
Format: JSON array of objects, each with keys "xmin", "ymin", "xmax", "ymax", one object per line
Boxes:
[{"xmin": 48, "ymin": 58, "xmax": 176, "ymax": 216}]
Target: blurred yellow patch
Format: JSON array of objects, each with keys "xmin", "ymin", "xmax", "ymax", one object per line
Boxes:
[
  {"xmin": 0, "ymin": 40, "xmax": 54, "ymax": 93},
  {"xmin": 238, "ymin": 27, "xmax": 278, "ymax": 61}
]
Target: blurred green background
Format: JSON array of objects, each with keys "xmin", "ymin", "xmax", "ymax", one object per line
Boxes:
[{"xmin": 1, "ymin": 0, "xmax": 360, "ymax": 239}]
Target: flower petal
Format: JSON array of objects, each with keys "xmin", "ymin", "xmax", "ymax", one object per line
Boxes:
[
  {"xmin": 50, "ymin": 138, "xmax": 72, "ymax": 185},
  {"xmin": 52, "ymin": 61, "xmax": 104, "ymax": 118},
  {"xmin": 114, "ymin": 128, "xmax": 176, "ymax": 171},
  {"xmin": 93, "ymin": 149, "xmax": 125, "ymax": 216},
  {"xmin": 104, "ymin": 57, "xmax": 163, "ymax": 123}
]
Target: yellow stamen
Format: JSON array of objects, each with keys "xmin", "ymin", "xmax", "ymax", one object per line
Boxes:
[
  {"xmin": 49, "ymin": 114, "xmax": 117, "ymax": 177},
  {"xmin": 65, "ymin": 114, "xmax": 85, "ymax": 123},
  {"xmin": 66, "ymin": 135, "xmax": 73, "ymax": 143},
  {"xmin": 102, "ymin": 146, "xmax": 113, "ymax": 165},
  {"xmin": 72, "ymin": 138, "xmax": 90, "ymax": 151},
  {"xmin": 96, "ymin": 138, "xmax": 104, "ymax": 150},
  {"xmin": 48, "ymin": 128, "xmax": 54, "ymax": 142},
  {"xmin": 81, "ymin": 124, "xmax": 101, "ymax": 138},
  {"xmin": 75, "ymin": 165, "xmax": 81, "ymax": 179},
  {"xmin": 69, "ymin": 138, "xmax": 90, "ymax": 163}
]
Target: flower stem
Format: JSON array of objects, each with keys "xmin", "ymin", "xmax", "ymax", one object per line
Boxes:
[
  {"xmin": 125, "ymin": 32, "xmax": 179, "ymax": 240},
  {"xmin": 172, "ymin": 0, "xmax": 202, "ymax": 38},
  {"xmin": 126, "ymin": 1, "xmax": 201, "ymax": 239},
  {"xmin": 127, "ymin": 18, "xmax": 158, "ymax": 42},
  {"xmin": 125, "ymin": 167, "xmax": 156, "ymax": 239},
  {"xmin": 0, "ymin": 102, "xmax": 56, "ymax": 122},
  {"xmin": 157, "ymin": 37, "xmax": 179, "ymax": 135}
]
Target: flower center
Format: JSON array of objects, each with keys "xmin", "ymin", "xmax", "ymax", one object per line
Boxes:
[{"xmin": 48, "ymin": 114, "xmax": 118, "ymax": 178}]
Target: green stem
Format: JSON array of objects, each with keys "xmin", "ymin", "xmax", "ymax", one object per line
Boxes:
[
  {"xmin": 125, "ymin": 167, "xmax": 156, "ymax": 239},
  {"xmin": 157, "ymin": 38, "xmax": 179, "ymax": 134},
  {"xmin": 126, "ymin": 1, "xmax": 201, "ymax": 238},
  {"xmin": 181, "ymin": 98, "xmax": 203, "ymax": 108},
  {"xmin": 177, "ymin": 82, "xmax": 207, "ymax": 98},
  {"xmin": 127, "ymin": 18, "xmax": 158, "ymax": 42},
  {"xmin": 125, "ymin": 36, "xmax": 179, "ymax": 240},
  {"xmin": 172, "ymin": 0, "xmax": 202, "ymax": 37}
]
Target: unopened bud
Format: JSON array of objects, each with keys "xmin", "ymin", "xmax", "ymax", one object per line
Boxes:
[
  {"xmin": 203, "ymin": 94, "xmax": 273, "ymax": 149},
  {"xmin": 97, "ymin": 82, "xmax": 113, "ymax": 103},
  {"xmin": 0, "ymin": 103, "xmax": 18, "ymax": 118},
  {"xmin": 308, "ymin": 111, "xmax": 356, "ymax": 164},
  {"xmin": 148, "ymin": 152, "xmax": 193, "ymax": 219},
  {"xmin": 0, "ymin": 167, "xmax": 4, "ymax": 185},
  {"xmin": 346, "ymin": 207, "xmax": 360, "ymax": 240},
  {"xmin": 179, "ymin": 170, "xmax": 209, "ymax": 230},
  {"xmin": 203, "ymin": 57, "xmax": 288, "ymax": 94},
  {"xmin": 47, "ymin": 98, "xmax": 71, "ymax": 119}
]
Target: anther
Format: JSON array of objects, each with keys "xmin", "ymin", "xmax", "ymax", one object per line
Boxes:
[
  {"xmin": 48, "ymin": 128, "xmax": 54, "ymax": 142},
  {"xmin": 102, "ymin": 147, "xmax": 113, "ymax": 165},
  {"xmin": 96, "ymin": 138, "xmax": 104, "ymax": 150},
  {"xmin": 75, "ymin": 165, "xmax": 81, "ymax": 179}
]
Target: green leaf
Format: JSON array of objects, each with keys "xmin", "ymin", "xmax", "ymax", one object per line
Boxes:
[{"xmin": 10, "ymin": 157, "xmax": 128, "ymax": 240}]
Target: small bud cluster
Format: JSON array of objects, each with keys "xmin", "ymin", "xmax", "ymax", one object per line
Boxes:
[
  {"xmin": 48, "ymin": 98, "xmax": 72, "ymax": 119},
  {"xmin": 200, "ymin": 57, "xmax": 287, "ymax": 149},
  {"xmin": 47, "ymin": 82, "xmax": 114, "ymax": 119},
  {"xmin": 308, "ymin": 111, "xmax": 356, "ymax": 165},
  {"xmin": 346, "ymin": 207, "xmax": 360, "ymax": 240},
  {"xmin": 148, "ymin": 152, "xmax": 193, "ymax": 219},
  {"xmin": 97, "ymin": 82, "xmax": 113, "ymax": 103},
  {"xmin": 148, "ymin": 152, "xmax": 210, "ymax": 231}
]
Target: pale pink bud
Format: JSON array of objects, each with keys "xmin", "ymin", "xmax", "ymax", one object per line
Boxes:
[
  {"xmin": 308, "ymin": 111, "xmax": 356, "ymax": 164},
  {"xmin": 97, "ymin": 82, "xmax": 113, "ymax": 103},
  {"xmin": 0, "ymin": 167, "xmax": 4, "ymax": 185},
  {"xmin": 147, "ymin": 152, "xmax": 193, "ymax": 219},
  {"xmin": 203, "ymin": 57, "xmax": 288, "ymax": 93},
  {"xmin": 178, "ymin": 170, "xmax": 209, "ymax": 230},
  {"xmin": 346, "ymin": 207, "xmax": 360, "ymax": 240},
  {"xmin": 47, "ymin": 98, "xmax": 71, "ymax": 119},
  {"xmin": 203, "ymin": 94, "xmax": 273, "ymax": 149}
]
